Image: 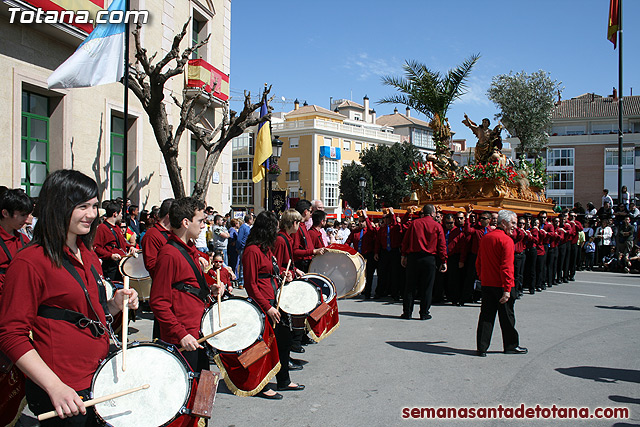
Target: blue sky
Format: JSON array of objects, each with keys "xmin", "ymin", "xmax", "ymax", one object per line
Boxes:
[{"xmin": 229, "ymin": 0, "xmax": 639, "ymax": 145}]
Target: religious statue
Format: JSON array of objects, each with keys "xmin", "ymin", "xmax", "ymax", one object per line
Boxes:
[{"xmin": 462, "ymin": 114, "xmax": 505, "ymax": 165}]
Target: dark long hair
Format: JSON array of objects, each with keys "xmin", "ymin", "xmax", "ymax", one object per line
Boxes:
[
  {"xmin": 32, "ymin": 169, "xmax": 99, "ymax": 267},
  {"xmin": 245, "ymin": 211, "xmax": 278, "ymax": 251}
]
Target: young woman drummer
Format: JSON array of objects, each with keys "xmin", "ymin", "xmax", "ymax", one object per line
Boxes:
[
  {"xmin": 0, "ymin": 170, "xmax": 138, "ymax": 426},
  {"xmin": 242, "ymin": 211, "xmax": 303, "ymax": 399}
]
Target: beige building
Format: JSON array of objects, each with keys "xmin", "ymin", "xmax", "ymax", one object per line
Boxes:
[{"xmin": 0, "ymin": 0, "xmax": 232, "ymax": 211}]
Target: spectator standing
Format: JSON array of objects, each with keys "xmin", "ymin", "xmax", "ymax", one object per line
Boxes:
[
  {"xmin": 620, "ymin": 185, "xmax": 630, "ymax": 210},
  {"xmin": 617, "ymin": 215, "xmax": 634, "ymax": 255},
  {"xmin": 236, "ymin": 214, "xmax": 253, "ymax": 286},
  {"xmin": 584, "ymin": 237, "xmax": 596, "ymax": 271},
  {"xmin": 602, "ymin": 189, "xmax": 614, "ymax": 207},
  {"xmin": 211, "ymin": 214, "xmax": 230, "ymax": 264},
  {"xmin": 336, "ymin": 221, "xmax": 351, "ymax": 244},
  {"xmin": 227, "ymin": 218, "xmax": 240, "ymax": 278}
]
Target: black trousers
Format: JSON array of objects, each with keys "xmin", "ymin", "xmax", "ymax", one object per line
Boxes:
[
  {"xmin": 462, "ymin": 253, "xmax": 478, "ymax": 304},
  {"xmin": 447, "ymin": 253, "xmax": 465, "ymax": 304},
  {"xmin": 476, "ymin": 286, "xmax": 520, "ymax": 352},
  {"xmin": 363, "ymin": 252, "xmax": 377, "ymax": 298},
  {"xmin": 403, "ymin": 253, "xmax": 436, "ymax": 317},
  {"xmin": 274, "ymin": 319, "xmax": 293, "ymax": 388},
  {"xmin": 568, "ymin": 243, "xmax": 578, "ymax": 279},
  {"xmin": 181, "ymin": 347, "xmax": 209, "ymax": 374},
  {"xmin": 26, "ymin": 380, "xmax": 101, "ymax": 427},
  {"xmin": 557, "ymin": 243, "xmax": 568, "ymax": 281},
  {"xmin": 523, "ymin": 248, "xmax": 537, "ymax": 292},
  {"xmin": 376, "ymin": 248, "xmax": 401, "ymax": 298},
  {"xmin": 513, "ymin": 252, "xmax": 525, "ymax": 294},
  {"xmin": 536, "ymin": 251, "xmax": 547, "ymax": 289},
  {"xmin": 547, "ymin": 246, "xmax": 558, "ymax": 285}
]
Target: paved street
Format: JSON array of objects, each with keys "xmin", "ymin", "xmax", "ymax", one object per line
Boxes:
[{"xmin": 18, "ymin": 270, "xmax": 639, "ymax": 426}]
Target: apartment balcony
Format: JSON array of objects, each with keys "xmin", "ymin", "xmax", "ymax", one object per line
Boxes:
[
  {"xmin": 286, "ymin": 171, "xmax": 300, "ymax": 181},
  {"xmin": 272, "ymin": 119, "xmax": 401, "ymax": 144}
]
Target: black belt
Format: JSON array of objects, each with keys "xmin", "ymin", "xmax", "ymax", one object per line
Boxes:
[
  {"xmin": 37, "ymin": 305, "xmax": 106, "ymax": 338},
  {"xmin": 172, "ymin": 281, "xmax": 209, "ymax": 303}
]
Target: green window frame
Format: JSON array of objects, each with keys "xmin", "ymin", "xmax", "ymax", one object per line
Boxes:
[
  {"xmin": 21, "ymin": 91, "xmax": 50, "ymax": 197},
  {"xmin": 110, "ymin": 116, "xmax": 125, "ymax": 199}
]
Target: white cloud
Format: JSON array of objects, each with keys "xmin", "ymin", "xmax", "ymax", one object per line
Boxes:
[
  {"xmin": 457, "ymin": 75, "xmax": 492, "ymax": 107},
  {"xmin": 344, "ymin": 52, "xmax": 403, "ymax": 81}
]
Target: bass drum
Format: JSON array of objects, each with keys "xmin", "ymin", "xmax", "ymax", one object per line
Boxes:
[
  {"xmin": 92, "ymin": 342, "xmax": 193, "ymax": 427},
  {"xmin": 308, "ymin": 246, "xmax": 365, "ymax": 298},
  {"xmin": 119, "ymin": 255, "xmax": 152, "ymax": 302}
]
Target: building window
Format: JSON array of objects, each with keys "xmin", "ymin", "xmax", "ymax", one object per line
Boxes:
[
  {"xmin": 605, "ymin": 148, "xmax": 634, "ymax": 166},
  {"xmin": 343, "ymin": 140, "xmax": 351, "ymax": 151},
  {"xmin": 353, "ymin": 113, "xmax": 362, "ymax": 121},
  {"xmin": 289, "ymin": 137, "xmax": 299, "ymax": 149},
  {"xmin": 190, "ymin": 138, "xmax": 198, "ymax": 194},
  {"xmin": 321, "ymin": 159, "xmax": 339, "ymax": 207},
  {"xmin": 232, "ymin": 133, "xmax": 254, "ymax": 156},
  {"xmin": 551, "ymin": 196, "xmax": 574, "ymax": 210},
  {"xmin": 232, "ymin": 182, "xmax": 253, "ymax": 206},
  {"xmin": 232, "ymin": 158, "xmax": 252, "ymax": 180},
  {"xmin": 288, "ymin": 187, "xmax": 299, "ymax": 198},
  {"xmin": 547, "ymin": 148, "xmax": 574, "ymax": 167},
  {"xmin": 548, "ymin": 172, "xmax": 574, "ymax": 190},
  {"xmin": 286, "ymin": 160, "xmax": 299, "ymax": 181},
  {"xmin": 110, "ymin": 116, "xmax": 125, "ymax": 199},
  {"xmin": 21, "ymin": 91, "xmax": 50, "ymax": 197},
  {"xmin": 191, "ymin": 14, "xmax": 207, "ymax": 60},
  {"xmin": 323, "ymin": 137, "xmax": 332, "ymax": 147},
  {"xmin": 412, "ymin": 128, "xmax": 435, "ymax": 149},
  {"xmin": 355, "ymin": 142, "xmax": 362, "ymax": 153}
]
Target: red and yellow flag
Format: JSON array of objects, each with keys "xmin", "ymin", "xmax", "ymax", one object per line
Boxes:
[{"xmin": 607, "ymin": 0, "xmax": 619, "ymax": 48}]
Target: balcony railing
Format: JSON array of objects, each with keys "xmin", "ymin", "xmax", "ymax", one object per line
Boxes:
[
  {"xmin": 286, "ymin": 171, "xmax": 300, "ymax": 181},
  {"xmin": 272, "ymin": 119, "xmax": 401, "ymax": 143}
]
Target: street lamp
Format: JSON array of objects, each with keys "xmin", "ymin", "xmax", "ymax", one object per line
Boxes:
[
  {"xmin": 359, "ymin": 176, "xmax": 367, "ymax": 210},
  {"xmin": 266, "ymin": 136, "xmax": 284, "ymax": 211}
]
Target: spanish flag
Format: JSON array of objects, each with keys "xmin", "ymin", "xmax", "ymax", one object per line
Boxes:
[
  {"xmin": 252, "ymin": 101, "xmax": 272, "ymax": 183},
  {"xmin": 608, "ymin": 0, "xmax": 619, "ymax": 48}
]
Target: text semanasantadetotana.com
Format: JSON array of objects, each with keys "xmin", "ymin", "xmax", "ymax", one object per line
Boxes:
[{"xmin": 402, "ymin": 404, "xmax": 630, "ymax": 420}]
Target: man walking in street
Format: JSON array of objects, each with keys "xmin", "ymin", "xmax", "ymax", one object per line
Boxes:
[{"xmin": 476, "ymin": 209, "xmax": 527, "ymax": 357}]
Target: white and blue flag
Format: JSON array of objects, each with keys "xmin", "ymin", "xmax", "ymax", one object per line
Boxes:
[{"xmin": 48, "ymin": 0, "xmax": 126, "ymax": 89}]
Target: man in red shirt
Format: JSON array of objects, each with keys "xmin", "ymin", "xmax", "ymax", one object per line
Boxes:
[
  {"xmin": 346, "ymin": 211, "xmax": 377, "ymax": 299},
  {"xmin": 141, "ymin": 198, "xmax": 173, "ymax": 277},
  {"xmin": 0, "ymin": 188, "xmax": 33, "ymax": 294},
  {"xmin": 567, "ymin": 211, "xmax": 583, "ymax": 281},
  {"xmin": 476, "ymin": 210, "xmax": 527, "ymax": 357},
  {"xmin": 447, "ymin": 210, "xmax": 468, "ymax": 306},
  {"xmin": 94, "ymin": 201, "xmax": 136, "ymax": 281},
  {"xmin": 400, "ymin": 204, "xmax": 447, "ymax": 320},
  {"xmin": 374, "ymin": 208, "xmax": 403, "ymax": 300}
]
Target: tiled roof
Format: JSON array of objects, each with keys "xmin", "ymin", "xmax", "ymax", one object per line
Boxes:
[
  {"xmin": 376, "ymin": 112, "xmax": 431, "ymax": 128},
  {"xmin": 337, "ymin": 100, "xmax": 364, "ymax": 109},
  {"xmin": 552, "ymin": 94, "xmax": 640, "ymax": 119},
  {"xmin": 286, "ymin": 104, "xmax": 347, "ymax": 120}
]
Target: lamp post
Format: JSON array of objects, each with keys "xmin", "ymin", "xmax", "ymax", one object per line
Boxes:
[
  {"xmin": 266, "ymin": 136, "xmax": 284, "ymax": 211},
  {"xmin": 359, "ymin": 176, "xmax": 367, "ymax": 210}
]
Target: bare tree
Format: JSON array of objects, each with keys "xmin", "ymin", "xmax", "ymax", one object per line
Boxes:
[{"xmin": 127, "ymin": 19, "xmax": 272, "ymax": 199}]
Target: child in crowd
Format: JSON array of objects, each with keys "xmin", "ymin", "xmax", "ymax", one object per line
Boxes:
[{"xmin": 584, "ymin": 237, "xmax": 596, "ymax": 271}]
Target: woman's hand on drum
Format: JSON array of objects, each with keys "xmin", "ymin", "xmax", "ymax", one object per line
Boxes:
[
  {"xmin": 109, "ymin": 288, "xmax": 139, "ymax": 314},
  {"xmin": 111, "ymin": 253, "xmax": 122, "ymax": 261},
  {"xmin": 48, "ymin": 381, "xmax": 86, "ymax": 419},
  {"xmin": 284, "ymin": 270, "xmax": 294, "ymax": 283},
  {"xmin": 313, "ymin": 248, "xmax": 326, "ymax": 256},
  {"xmin": 179, "ymin": 334, "xmax": 203, "ymax": 352},
  {"xmin": 295, "ymin": 268, "xmax": 304, "ymax": 278},
  {"xmin": 267, "ymin": 306, "xmax": 281, "ymax": 324}
]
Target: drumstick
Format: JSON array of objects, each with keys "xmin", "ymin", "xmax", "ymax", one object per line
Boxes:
[
  {"xmin": 178, "ymin": 323, "xmax": 237, "ymax": 352},
  {"xmin": 275, "ymin": 259, "xmax": 291, "ymax": 314},
  {"xmin": 37, "ymin": 384, "xmax": 150, "ymax": 421},
  {"xmin": 122, "ymin": 275, "xmax": 129, "ymax": 372},
  {"xmin": 216, "ymin": 269, "xmax": 222, "ymax": 327}
]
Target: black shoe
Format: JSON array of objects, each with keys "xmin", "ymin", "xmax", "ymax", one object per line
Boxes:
[
  {"xmin": 562, "ymin": 279, "xmax": 568, "ymax": 283},
  {"xmin": 419, "ymin": 314, "xmax": 432, "ymax": 320},
  {"xmin": 504, "ymin": 346, "xmax": 528, "ymax": 354},
  {"xmin": 568, "ymin": 277, "xmax": 575, "ymax": 281},
  {"xmin": 290, "ymin": 345, "xmax": 305, "ymax": 353},
  {"xmin": 547, "ymin": 283, "xmax": 552, "ymax": 288},
  {"xmin": 535, "ymin": 287, "xmax": 542, "ymax": 292},
  {"xmin": 277, "ymin": 383, "xmax": 305, "ymax": 391},
  {"xmin": 529, "ymin": 289, "xmax": 535, "ymax": 295},
  {"xmin": 257, "ymin": 391, "xmax": 283, "ymax": 400},
  {"xmin": 476, "ymin": 350, "xmax": 487, "ymax": 357},
  {"xmin": 301, "ymin": 336, "xmax": 316, "ymax": 345},
  {"xmin": 288, "ymin": 361, "xmax": 303, "ymax": 370},
  {"xmin": 399, "ymin": 313, "xmax": 411, "ymax": 319}
]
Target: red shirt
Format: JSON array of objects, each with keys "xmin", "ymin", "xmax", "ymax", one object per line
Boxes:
[
  {"xmin": 0, "ymin": 227, "xmax": 29, "ymax": 294},
  {"xmin": 346, "ymin": 218, "xmax": 376, "ymax": 255},
  {"xmin": 512, "ymin": 227, "xmax": 526, "ymax": 253},
  {"xmin": 207, "ymin": 266, "xmax": 231, "ymax": 288},
  {"xmin": 274, "ymin": 230, "xmax": 295, "ymax": 270},
  {"xmin": 375, "ymin": 218, "xmax": 403, "ymax": 253},
  {"xmin": 94, "ymin": 221, "xmax": 130, "ymax": 260},
  {"xmin": 463, "ymin": 221, "xmax": 491, "ymax": 261},
  {"xmin": 569, "ymin": 220, "xmax": 583, "ymax": 244},
  {"xmin": 476, "ymin": 228, "xmax": 515, "ymax": 292},
  {"xmin": 141, "ymin": 223, "xmax": 170, "ymax": 277},
  {"xmin": 0, "ymin": 241, "xmax": 109, "ymax": 391},
  {"xmin": 293, "ymin": 222, "xmax": 316, "ymax": 261},
  {"xmin": 150, "ymin": 234, "xmax": 208, "ymax": 346},
  {"xmin": 401, "ymin": 215, "xmax": 447, "ymax": 263},
  {"xmin": 447, "ymin": 226, "xmax": 467, "ymax": 255},
  {"xmin": 308, "ymin": 227, "xmax": 325, "ymax": 249},
  {"xmin": 524, "ymin": 227, "xmax": 539, "ymax": 250},
  {"xmin": 243, "ymin": 244, "xmax": 277, "ymax": 313}
]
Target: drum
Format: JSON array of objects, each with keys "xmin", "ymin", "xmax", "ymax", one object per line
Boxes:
[
  {"xmin": 0, "ymin": 363, "xmax": 26, "ymax": 427},
  {"xmin": 92, "ymin": 342, "xmax": 193, "ymax": 427},
  {"xmin": 119, "ymin": 255, "xmax": 152, "ymax": 302},
  {"xmin": 299, "ymin": 273, "xmax": 336, "ymax": 304},
  {"xmin": 276, "ymin": 280, "xmax": 321, "ymax": 316},
  {"xmin": 308, "ymin": 248, "xmax": 365, "ymax": 298},
  {"xmin": 201, "ymin": 297, "xmax": 265, "ymax": 353}
]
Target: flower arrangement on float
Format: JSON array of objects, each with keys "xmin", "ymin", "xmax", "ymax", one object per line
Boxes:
[
  {"xmin": 457, "ymin": 161, "xmax": 519, "ymax": 184},
  {"xmin": 405, "ymin": 161, "xmax": 439, "ymax": 190}
]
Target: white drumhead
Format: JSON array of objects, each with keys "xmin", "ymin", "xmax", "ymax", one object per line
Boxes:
[
  {"xmin": 309, "ymin": 251, "xmax": 359, "ymax": 298},
  {"xmin": 93, "ymin": 344, "xmax": 190, "ymax": 427},
  {"xmin": 202, "ymin": 298, "xmax": 264, "ymax": 352},
  {"xmin": 277, "ymin": 280, "xmax": 320, "ymax": 315},
  {"xmin": 301, "ymin": 273, "xmax": 336, "ymax": 303},
  {"xmin": 120, "ymin": 255, "xmax": 150, "ymax": 280}
]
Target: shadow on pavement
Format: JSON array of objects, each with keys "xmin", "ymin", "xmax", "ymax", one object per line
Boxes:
[
  {"xmin": 609, "ymin": 395, "xmax": 640, "ymax": 405},
  {"xmin": 339, "ymin": 311, "xmax": 402, "ymax": 320},
  {"xmin": 556, "ymin": 367, "xmax": 640, "ymax": 384},
  {"xmin": 386, "ymin": 340, "xmax": 479, "ymax": 356},
  {"xmin": 594, "ymin": 305, "xmax": 640, "ymax": 311}
]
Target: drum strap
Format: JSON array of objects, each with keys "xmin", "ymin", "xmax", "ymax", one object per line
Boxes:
[
  {"xmin": 61, "ymin": 256, "xmax": 111, "ymax": 321},
  {"xmin": 0, "ymin": 232, "xmax": 26, "ymax": 262},
  {"xmin": 167, "ymin": 240, "xmax": 208, "ymax": 301},
  {"xmin": 257, "ymin": 252, "xmax": 280, "ymax": 298},
  {"xmin": 107, "ymin": 223, "xmax": 123, "ymax": 250},
  {"xmin": 37, "ymin": 305, "xmax": 106, "ymax": 338},
  {"xmin": 277, "ymin": 232, "xmax": 293, "ymax": 264},
  {"xmin": 171, "ymin": 281, "xmax": 210, "ymax": 303}
]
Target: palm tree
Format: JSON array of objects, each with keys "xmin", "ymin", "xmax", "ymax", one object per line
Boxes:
[{"xmin": 380, "ymin": 54, "xmax": 480, "ymax": 157}]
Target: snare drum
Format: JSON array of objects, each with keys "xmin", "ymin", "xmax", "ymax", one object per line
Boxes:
[
  {"xmin": 92, "ymin": 342, "xmax": 194, "ymax": 427},
  {"xmin": 201, "ymin": 297, "xmax": 265, "ymax": 353},
  {"xmin": 119, "ymin": 255, "xmax": 152, "ymax": 302},
  {"xmin": 300, "ymin": 273, "xmax": 336, "ymax": 304},
  {"xmin": 308, "ymin": 248, "xmax": 365, "ymax": 298}
]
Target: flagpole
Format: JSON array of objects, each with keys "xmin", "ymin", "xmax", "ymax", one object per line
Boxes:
[
  {"xmin": 124, "ymin": 0, "xmax": 130, "ymax": 215},
  {"xmin": 616, "ymin": 0, "xmax": 623, "ymax": 206}
]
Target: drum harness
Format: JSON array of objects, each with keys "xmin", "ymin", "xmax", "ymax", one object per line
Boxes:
[
  {"xmin": 37, "ymin": 255, "xmax": 119, "ymax": 344},
  {"xmin": 0, "ymin": 233, "xmax": 25, "ymax": 274},
  {"xmin": 257, "ymin": 250, "xmax": 295, "ymax": 331},
  {"xmin": 167, "ymin": 240, "xmax": 212, "ymax": 304}
]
